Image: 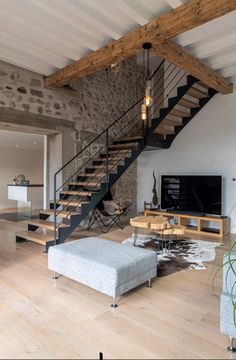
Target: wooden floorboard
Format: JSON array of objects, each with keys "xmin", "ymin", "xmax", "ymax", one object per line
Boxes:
[{"xmin": 0, "ymin": 209, "xmax": 235, "ymax": 359}]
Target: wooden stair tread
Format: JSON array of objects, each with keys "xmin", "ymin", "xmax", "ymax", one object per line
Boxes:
[
  {"xmin": 107, "ymin": 149, "xmax": 131, "ymax": 154},
  {"xmin": 187, "ymin": 87, "xmax": 209, "ymax": 99},
  {"xmin": 197, "ymin": 81, "xmax": 211, "ymax": 89},
  {"xmin": 170, "ymin": 109, "xmax": 190, "ymax": 118},
  {"xmin": 99, "ymin": 150, "xmax": 132, "ymax": 159},
  {"xmin": 60, "ymin": 190, "xmax": 92, "ymax": 196},
  {"xmin": 16, "ymin": 231, "xmax": 55, "ymax": 245},
  {"xmin": 113, "ymin": 136, "xmax": 142, "ymax": 142},
  {"xmin": 154, "ymin": 126, "xmax": 175, "ymax": 135},
  {"xmin": 78, "ymin": 173, "xmax": 105, "ymax": 178},
  {"xmin": 29, "ymin": 219, "xmax": 69, "ymax": 231},
  {"xmin": 56, "ymin": 200, "xmax": 88, "ymax": 207},
  {"xmin": 97, "ymin": 156, "xmax": 125, "ymax": 161},
  {"xmin": 178, "ymin": 98, "xmax": 199, "ymax": 108},
  {"xmin": 108, "ymin": 143, "xmax": 137, "ymax": 150},
  {"xmin": 163, "ymin": 118, "xmax": 183, "ymax": 127},
  {"xmin": 40, "ymin": 210, "xmax": 79, "ymax": 218},
  {"xmin": 90, "ymin": 165, "xmax": 117, "ymax": 169},
  {"xmin": 69, "ymin": 181, "xmax": 100, "ymax": 187}
]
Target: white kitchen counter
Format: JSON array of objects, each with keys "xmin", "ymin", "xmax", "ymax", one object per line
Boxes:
[{"xmin": 8, "ymin": 184, "xmax": 43, "ymax": 217}]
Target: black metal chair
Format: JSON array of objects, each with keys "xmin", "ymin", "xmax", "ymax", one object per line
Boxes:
[{"xmin": 87, "ymin": 190, "xmax": 127, "ymax": 233}]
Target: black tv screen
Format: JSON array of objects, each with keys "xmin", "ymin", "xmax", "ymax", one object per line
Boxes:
[{"xmin": 161, "ymin": 175, "xmax": 222, "ymax": 215}]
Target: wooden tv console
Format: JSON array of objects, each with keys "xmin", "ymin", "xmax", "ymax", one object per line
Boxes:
[{"xmin": 144, "ymin": 210, "xmax": 230, "ymax": 238}]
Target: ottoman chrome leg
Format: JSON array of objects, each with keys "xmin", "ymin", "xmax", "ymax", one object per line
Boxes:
[
  {"xmin": 133, "ymin": 227, "xmax": 138, "ymax": 246},
  {"xmin": 147, "ymin": 279, "xmax": 152, "ymax": 288},
  {"xmin": 53, "ymin": 271, "xmax": 60, "ymax": 280},
  {"xmin": 228, "ymin": 336, "xmax": 236, "ymax": 352},
  {"xmin": 111, "ymin": 297, "xmax": 118, "ymax": 308}
]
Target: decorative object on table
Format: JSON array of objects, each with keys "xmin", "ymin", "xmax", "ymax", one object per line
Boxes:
[
  {"xmin": 22, "ymin": 180, "xmax": 30, "ymax": 185},
  {"xmin": 152, "ymin": 171, "xmax": 159, "ymax": 208},
  {"xmin": 220, "ymin": 246, "xmax": 236, "ymax": 352},
  {"xmin": 14, "ymin": 174, "xmax": 26, "ymax": 185},
  {"xmin": 123, "ymin": 236, "xmax": 222, "ymax": 277}
]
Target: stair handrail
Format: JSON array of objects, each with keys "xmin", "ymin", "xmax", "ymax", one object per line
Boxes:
[
  {"xmin": 52, "ymin": 59, "xmax": 191, "ymax": 246},
  {"xmin": 55, "ymin": 59, "xmax": 165, "ymax": 176}
]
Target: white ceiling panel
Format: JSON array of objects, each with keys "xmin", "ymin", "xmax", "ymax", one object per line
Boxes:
[
  {"xmin": 174, "ymin": 11, "xmax": 236, "ymax": 80},
  {"xmin": 0, "ymin": 0, "xmax": 235, "ymax": 81}
]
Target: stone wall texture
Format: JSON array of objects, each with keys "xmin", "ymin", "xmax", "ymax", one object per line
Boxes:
[{"xmin": 0, "ymin": 58, "xmax": 145, "ymax": 215}]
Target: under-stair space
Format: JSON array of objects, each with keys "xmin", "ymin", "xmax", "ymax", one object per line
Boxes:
[{"xmin": 16, "ymin": 60, "xmax": 218, "ymax": 251}]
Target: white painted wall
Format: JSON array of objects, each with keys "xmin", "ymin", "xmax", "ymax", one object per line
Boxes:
[
  {"xmin": 137, "ymin": 89, "xmax": 236, "ymax": 233},
  {"xmin": 0, "ymin": 146, "xmax": 44, "ymax": 209}
]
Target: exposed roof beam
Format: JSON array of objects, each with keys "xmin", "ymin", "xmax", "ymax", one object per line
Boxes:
[
  {"xmin": 166, "ymin": 0, "xmax": 184, "ymax": 9},
  {"xmin": 152, "ymin": 40, "xmax": 232, "ymax": 94},
  {"xmin": 45, "ymin": 0, "xmax": 236, "ymax": 92},
  {"xmin": 110, "ymin": 0, "xmax": 149, "ymax": 26}
]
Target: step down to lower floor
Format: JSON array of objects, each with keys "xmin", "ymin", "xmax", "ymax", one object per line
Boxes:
[
  {"xmin": 54, "ymin": 200, "xmax": 88, "ymax": 208},
  {"xmin": 28, "ymin": 219, "xmax": 69, "ymax": 231},
  {"xmin": 16, "ymin": 231, "xmax": 55, "ymax": 246},
  {"xmin": 39, "ymin": 209, "xmax": 79, "ymax": 218}
]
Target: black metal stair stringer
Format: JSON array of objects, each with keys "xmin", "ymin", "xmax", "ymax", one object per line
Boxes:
[
  {"xmin": 163, "ymin": 88, "xmax": 217, "ymax": 148},
  {"xmin": 147, "ymin": 75, "xmax": 197, "ymax": 147},
  {"xmin": 53, "ymin": 141, "xmax": 144, "ymax": 247}
]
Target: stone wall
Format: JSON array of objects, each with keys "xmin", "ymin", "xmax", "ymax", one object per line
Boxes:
[{"xmin": 0, "ymin": 58, "xmax": 145, "ymax": 214}]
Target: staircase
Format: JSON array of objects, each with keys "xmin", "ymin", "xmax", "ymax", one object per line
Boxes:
[{"xmin": 16, "ymin": 60, "xmax": 217, "ymax": 252}]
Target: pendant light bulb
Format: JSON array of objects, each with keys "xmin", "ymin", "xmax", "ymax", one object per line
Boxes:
[
  {"xmin": 141, "ymin": 103, "xmax": 147, "ymax": 120},
  {"xmin": 144, "ymin": 80, "xmax": 152, "ymax": 107}
]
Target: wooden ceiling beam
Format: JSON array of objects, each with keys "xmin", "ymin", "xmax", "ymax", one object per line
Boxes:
[
  {"xmin": 152, "ymin": 40, "xmax": 233, "ymax": 94},
  {"xmin": 44, "ymin": 0, "xmax": 236, "ymax": 91}
]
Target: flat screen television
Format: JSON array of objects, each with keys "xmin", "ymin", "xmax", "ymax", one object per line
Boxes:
[{"xmin": 161, "ymin": 175, "xmax": 222, "ymax": 215}]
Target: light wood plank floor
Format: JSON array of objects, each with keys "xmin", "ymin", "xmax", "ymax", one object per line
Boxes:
[{"xmin": 0, "ymin": 209, "xmax": 235, "ymax": 359}]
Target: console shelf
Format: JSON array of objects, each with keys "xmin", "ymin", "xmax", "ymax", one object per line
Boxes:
[{"xmin": 144, "ymin": 210, "xmax": 230, "ymax": 238}]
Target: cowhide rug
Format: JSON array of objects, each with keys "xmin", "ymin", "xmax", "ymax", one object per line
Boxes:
[{"xmin": 122, "ymin": 234, "xmax": 222, "ymax": 277}]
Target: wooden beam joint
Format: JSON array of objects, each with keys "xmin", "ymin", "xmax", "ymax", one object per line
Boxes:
[{"xmin": 44, "ymin": 0, "xmax": 236, "ymax": 93}]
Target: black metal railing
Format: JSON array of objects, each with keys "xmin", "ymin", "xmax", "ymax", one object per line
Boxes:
[{"xmin": 52, "ymin": 59, "xmax": 188, "ymax": 244}]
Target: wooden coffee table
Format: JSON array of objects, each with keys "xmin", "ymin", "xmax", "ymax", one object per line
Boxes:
[
  {"xmin": 130, "ymin": 216, "xmax": 170, "ymax": 246},
  {"xmin": 130, "ymin": 216, "xmax": 185, "ymax": 250}
]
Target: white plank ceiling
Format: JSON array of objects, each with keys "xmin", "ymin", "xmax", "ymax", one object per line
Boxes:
[{"xmin": 0, "ymin": 0, "xmax": 236, "ymax": 82}]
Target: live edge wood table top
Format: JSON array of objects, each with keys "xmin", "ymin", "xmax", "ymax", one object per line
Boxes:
[
  {"xmin": 130, "ymin": 216, "xmax": 170, "ymax": 230},
  {"xmin": 130, "ymin": 216, "xmax": 186, "ymax": 236}
]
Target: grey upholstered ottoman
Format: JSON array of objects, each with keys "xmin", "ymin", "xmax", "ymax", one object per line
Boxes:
[
  {"xmin": 221, "ymin": 293, "xmax": 236, "ymax": 338},
  {"xmin": 48, "ymin": 237, "xmax": 157, "ymax": 307},
  {"xmin": 221, "ymin": 251, "xmax": 236, "ymax": 352}
]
